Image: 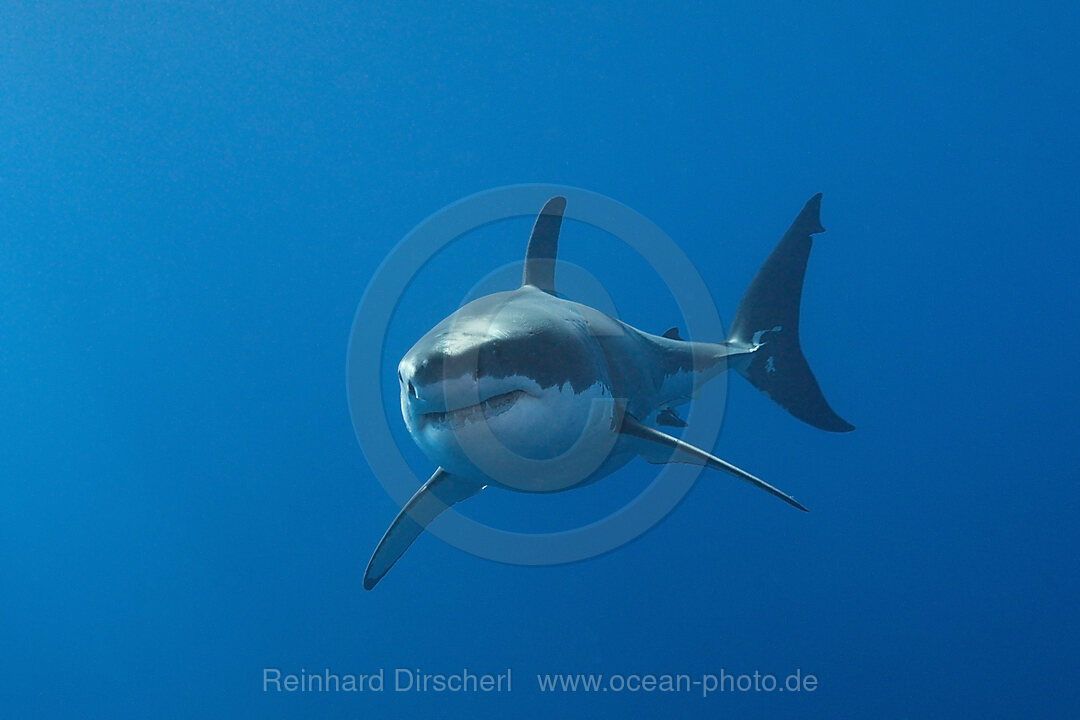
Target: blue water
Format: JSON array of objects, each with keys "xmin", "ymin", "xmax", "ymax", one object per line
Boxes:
[{"xmin": 3, "ymin": 2, "xmax": 1078, "ymax": 717}]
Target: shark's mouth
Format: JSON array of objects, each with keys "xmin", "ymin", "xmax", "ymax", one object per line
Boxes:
[{"xmin": 420, "ymin": 390, "xmax": 527, "ymax": 430}]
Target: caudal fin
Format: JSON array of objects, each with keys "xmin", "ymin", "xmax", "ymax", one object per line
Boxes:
[{"xmin": 728, "ymin": 194, "xmax": 854, "ymax": 433}]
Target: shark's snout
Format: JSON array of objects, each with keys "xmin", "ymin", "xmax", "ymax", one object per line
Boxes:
[
  {"xmin": 397, "ymin": 363, "xmax": 437, "ymax": 417},
  {"xmin": 396, "ymin": 364, "xmax": 422, "ymax": 419}
]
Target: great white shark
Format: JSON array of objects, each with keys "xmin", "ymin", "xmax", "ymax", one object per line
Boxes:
[{"xmin": 364, "ymin": 194, "xmax": 852, "ymax": 589}]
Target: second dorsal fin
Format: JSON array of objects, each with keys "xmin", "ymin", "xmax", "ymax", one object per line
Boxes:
[{"xmin": 662, "ymin": 327, "xmax": 683, "ymax": 341}]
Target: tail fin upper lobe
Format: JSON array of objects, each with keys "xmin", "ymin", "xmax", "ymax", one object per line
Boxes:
[{"xmin": 728, "ymin": 194, "xmax": 854, "ymax": 433}]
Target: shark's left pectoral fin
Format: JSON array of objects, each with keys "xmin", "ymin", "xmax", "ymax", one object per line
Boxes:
[
  {"xmin": 364, "ymin": 468, "xmax": 486, "ymax": 590},
  {"xmin": 619, "ymin": 415, "xmax": 808, "ymax": 512}
]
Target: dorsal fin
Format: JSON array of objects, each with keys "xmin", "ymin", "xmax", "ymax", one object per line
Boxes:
[
  {"xmin": 662, "ymin": 327, "xmax": 683, "ymax": 340},
  {"xmin": 521, "ymin": 196, "xmax": 566, "ymax": 294}
]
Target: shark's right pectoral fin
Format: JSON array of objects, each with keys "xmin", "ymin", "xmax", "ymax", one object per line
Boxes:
[
  {"xmin": 619, "ymin": 415, "xmax": 808, "ymax": 512},
  {"xmin": 364, "ymin": 468, "xmax": 485, "ymax": 590}
]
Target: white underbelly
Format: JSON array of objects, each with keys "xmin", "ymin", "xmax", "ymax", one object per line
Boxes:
[{"xmin": 411, "ymin": 380, "xmax": 621, "ymax": 493}]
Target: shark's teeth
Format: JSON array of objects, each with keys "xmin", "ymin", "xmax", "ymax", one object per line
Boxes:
[{"xmin": 423, "ymin": 390, "xmax": 526, "ymax": 430}]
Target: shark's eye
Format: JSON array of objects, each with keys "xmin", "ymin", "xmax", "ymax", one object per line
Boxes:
[{"xmin": 407, "ymin": 380, "xmax": 417, "ymax": 398}]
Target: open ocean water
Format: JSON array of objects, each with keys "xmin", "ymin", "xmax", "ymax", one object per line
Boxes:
[{"xmin": 2, "ymin": 2, "xmax": 1078, "ymax": 718}]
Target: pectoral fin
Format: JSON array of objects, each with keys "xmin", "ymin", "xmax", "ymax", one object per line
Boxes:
[
  {"xmin": 619, "ymin": 415, "xmax": 808, "ymax": 512},
  {"xmin": 364, "ymin": 468, "xmax": 485, "ymax": 590}
]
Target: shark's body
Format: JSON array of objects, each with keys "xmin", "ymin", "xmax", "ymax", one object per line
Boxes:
[{"xmin": 364, "ymin": 195, "xmax": 852, "ymax": 589}]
